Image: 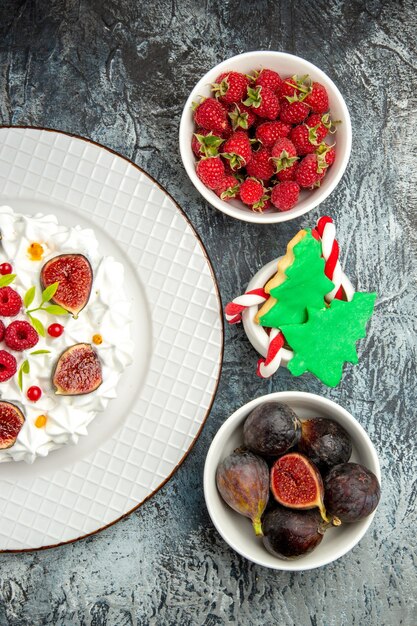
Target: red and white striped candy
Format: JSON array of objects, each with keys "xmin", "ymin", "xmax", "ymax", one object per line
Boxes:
[
  {"xmin": 314, "ymin": 216, "xmax": 354, "ymax": 302},
  {"xmin": 224, "ymin": 288, "xmax": 267, "ymax": 324},
  {"xmin": 256, "ymin": 329, "xmax": 285, "ymax": 379}
]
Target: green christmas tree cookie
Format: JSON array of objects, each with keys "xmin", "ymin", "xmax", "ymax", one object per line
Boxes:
[
  {"xmin": 257, "ymin": 229, "xmax": 334, "ymax": 329},
  {"xmin": 281, "ymin": 292, "xmax": 377, "ymax": 387}
]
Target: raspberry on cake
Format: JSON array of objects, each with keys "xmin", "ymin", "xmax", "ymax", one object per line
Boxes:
[{"xmin": 0, "ymin": 206, "xmax": 133, "ymax": 464}]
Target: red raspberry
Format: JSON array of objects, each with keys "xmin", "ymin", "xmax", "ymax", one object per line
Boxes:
[
  {"xmin": 196, "ymin": 156, "xmax": 225, "ymax": 190},
  {"xmin": 271, "ymin": 182, "xmax": 300, "ymax": 211},
  {"xmin": 271, "ymin": 138, "xmax": 298, "ymax": 173},
  {"xmin": 295, "ymin": 154, "xmax": 323, "ymax": 188},
  {"xmin": 215, "ymin": 175, "xmax": 240, "ymax": 201},
  {"xmin": 192, "ymin": 130, "xmax": 224, "ymax": 159},
  {"xmin": 244, "ymin": 86, "xmax": 280, "ymax": 120},
  {"xmin": 290, "ymin": 125, "xmax": 318, "ymax": 155},
  {"xmin": 0, "ymin": 287, "xmax": 22, "ymax": 317},
  {"xmin": 254, "ymin": 68, "xmax": 283, "ymax": 94},
  {"xmin": 212, "ymin": 71, "xmax": 249, "ymax": 104},
  {"xmin": 223, "ymin": 131, "xmax": 252, "ymax": 170},
  {"xmin": 304, "ymin": 82, "xmax": 329, "ymax": 113},
  {"xmin": 255, "ymin": 121, "xmax": 291, "ymax": 148},
  {"xmin": 4, "ymin": 320, "xmax": 39, "ymax": 351},
  {"xmin": 194, "ymin": 98, "xmax": 231, "ymax": 136},
  {"xmin": 306, "ymin": 113, "xmax": 329, "ymax": 144},
  {"xmin": 276, "ymin": 162, "xmax": 299, "ymax": 182},
  {"xmin": 319, "ymin": 144, "xmax": 336, "ymax": 166},
  {"xmin": 239, "ymin": 179, "xmax": 265, "ymax": 206},
  {"xmin": 279, "ymin": 99, "xmax": 309, "ymax": 124},
  {"xmin": 0, "ymin": 350, "xmax": 17, "ymax": 381},
  {"xmin": 278, "ymin": 76, "xmax": 301, "ymax": 100},
  {"xmin": 246, "ymin": 147, "xmax": 275, "ymax": 181},
  {"xmin": 228, "ymin": 103, "xmax": 257, "ymax": 131},
  {"xmin": 0, "ymin": 320, "xmax": 4, "ymax": 342}
]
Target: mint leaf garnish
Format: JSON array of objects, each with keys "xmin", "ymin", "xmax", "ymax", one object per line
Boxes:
[
  {"xmin": 24, "ymin": 285, "xmax": 36, "ymax": 308},
  {"xmin": 0, "ymin": 274, "xmax": 16, "ymax": 288},
  {"xmin": 41, "ymin": 282, "xmax": 59, "ymax": 303},
  {"xmin": 28, "ymin": 314, "xmax": 45, "ymax": 337},
  {"xmin": 44, "ymin": 305, "xmax": 68, "ymax": 315}
]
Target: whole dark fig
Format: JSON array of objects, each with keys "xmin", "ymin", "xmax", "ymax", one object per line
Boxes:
[
  {"xmin": 298, "ymin": 418, "xmax": 352, "ymax": 473},
  {"xmin": 243, "ymin": 402, "xmax": 301, "ymax": 457},
  {"xmin": 270, "ymin": 452, "xmax": 328, "ymax": 521},
  {"xmin": 262, "ymin": 507, "xmax": 327, "ymax": 559},
  {"xmin": 324, "ymin": 462, "xmax": 380, "ymax": 523},
  {"xmin": 216, "ymin": 448, "xmax": 269, "ymax": 536}
]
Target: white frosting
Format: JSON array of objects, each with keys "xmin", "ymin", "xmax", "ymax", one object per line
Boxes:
[{"xmin": 0, "ymin": 206, "xmax": 133, "ymax": 463}]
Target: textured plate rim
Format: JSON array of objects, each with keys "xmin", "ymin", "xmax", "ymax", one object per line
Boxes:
[{"xmin": 0, "ymin": 125, "xmax": 224, "ymax": 553}]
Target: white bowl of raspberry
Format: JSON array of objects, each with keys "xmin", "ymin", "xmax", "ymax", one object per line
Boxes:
[{"xmin": 179, "ymin": 51, "xmax": 352, "ymax": 224}]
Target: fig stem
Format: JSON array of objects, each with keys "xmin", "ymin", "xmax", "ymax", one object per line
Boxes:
[
  {"xmin": 252, "ymin": 518, "xmax": 263, "ymax": 536},
  {"xmin": 319, "ymin": 503, "xmax": 330, "ymax": 524}
]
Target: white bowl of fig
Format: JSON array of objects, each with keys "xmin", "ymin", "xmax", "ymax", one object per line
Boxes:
[
  {"xmin": 179, "ymin": 51, "xmax": 352, "ymax": 223},
  {"xmin": 204, "ymin": 391, "xmax": 381, "ymax": 570}
]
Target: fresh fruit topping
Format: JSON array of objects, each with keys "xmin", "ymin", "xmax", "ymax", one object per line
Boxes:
[
  {"xmin": 271, "ymin": 181, "xmax": 300, "ymax": 211},
  {"xmin": 35, "ymin": 414, "xmax": 47, "ymax": 428},
  {"xmin": 0, "ymin": 320, "xmax": 5, "ymax": 342},
  {"xmin": 255, "ymin": 120, "xmax": 291, "ymax": 147},
  {"xmin": 298, "ymin": 418, "xmax": 352, "ymax": 472},
  {"xmin": 5, "ymin": 320, "xmax": 39, "ymax": 351},
  {"xmin": 244, "ymin": 86, "xmax": 280, "ymax": 120},
  {"xmin": 228, "ymin": 103, "xmax": 256, "ymax": 131},
  {"xmin": 196, "ymin": 156, "xmax": 225, "ymax": 189},
  {"xmin": 222, "ymin": 131, "xmax": 252, "ymax": 170},
  {"xmin": 212, "ymin": 71, "xmax": 249, "ymax": 104},
  {"xmin": 0, "ymin": 401, "xmax": 25, "ymax": 448},
  {"xmin": 271, "ymin": 138, "xmax": 298, "ymax": 172},
  {"xmin": 279, "ymin": 99, "xmax": 310, "ymax": 124},
  {"xmin": 215, "ymin": 175, "xmax": 240, "ymax": 201},
  {"xmin": 193, "ymin": 97, "xmax": 230, "ymax": 136},
  {"xmin": 243, "ymin": 401, "xmax": 301, "ymax": 457},
  {"xmin": 317, "ymin": 142, "xmax": 336, "ymax": 168},
  {"xmin": 0, "ymin": 287, "xmax": 22, "ymax": 316},
  {"xmin": 254, "ymin": 68, "xmax": 283, "ymax": 94},
  {"xmin": 47, "ymin": 323, "xmax": 64, "ymax": 338},
  {"xmin": 53, "ymin": 343, "xmax": 102, "ymax": 395},
  {"xmin": 295, "ymin": 154, "xmax": 324, "ymax": 188},
  {"xmin": 192, "ymin": 130, "xmax": 224, "ymax": 158},
  {"xmin": 216, "ymin": 448, "xmax": 269, "ymax": 536},
  {"xmin": 245, "ymin": 147, "xmax": 275, "ymax": 180},
  {"xmin": 0, "ymin": 263, "xmax": 13, "ymax": 275},
  {"xmin": 40, "ymin": 254, "xmax": 93, "ymax": 317},
  {"xmin": 0, "ymin": 350, "xmax": 17, "ymax": 382},
  {"xmin": 262, "ymin": 507, "xmax": 326, "ymax": 559},
  {"xmin": 27, "ymin": 385, "xmax": 42, "ymax": 402},
  {"xmin": 303, "ymin": 82, "xmax": 329, "ymax": 113},
  {"xmin": 239, "ymin": 178, "xmax": 267, "ymax": 210},
  {"xmin": 92, "ymin": 333, "xmax": 103, "ymax": 345},
  {"xmin": 270, "ymin": 452, "xmax": 328, "ymax": 521},
  {"xmin": 27, "ymin": 242, "xmax": 44, "ymax": 261},
  {"xmin": 324, "ymin": 462, "xmax": 381, "ymax": 523}
]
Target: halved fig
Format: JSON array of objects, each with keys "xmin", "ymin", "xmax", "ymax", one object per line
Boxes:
[
  {"xmin": 270, "ymin": 452, "xmax": 328, "ymax": 522},
  {"xmin": 53, "ymin": 343, "xmax": 102, "ymax": 395},
  {"xmin": 0, "ymin": 401, "xmax": 25, "ymax": 449},
  {"xmin": 40, "ymin": 254, "xmax": 93, "ymax": 317}
]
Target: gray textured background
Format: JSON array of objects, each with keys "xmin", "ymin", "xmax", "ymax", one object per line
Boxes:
[{"xmin": 0, "ymin": 1, "xmax": 416, "ymax": 625}]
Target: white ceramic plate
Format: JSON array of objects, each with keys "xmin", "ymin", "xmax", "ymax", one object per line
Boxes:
[{"xmin": 0, "ymin": 127, "xmax": 223, "ymax": 551}]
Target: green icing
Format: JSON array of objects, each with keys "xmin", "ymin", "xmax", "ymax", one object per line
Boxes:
[
  {"xmin": 281, "ymin": 292, "xmax": 377, "ymax": 387},
  {"xmin": 258, "ymin": 230, "xmax": 334, "ymax": 329}
]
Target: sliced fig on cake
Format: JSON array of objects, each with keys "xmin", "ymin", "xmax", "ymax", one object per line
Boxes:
[
  {"xmin": 53, "ymin": 343, "xmax": 102, "ymax": 396},
  {"xmin": 0, "ymin": 401, "xmax": 25, "ymax": 449},
  {"xmin": 40, "ymin": 254, "xmax": 93, "ymax": 317}
]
